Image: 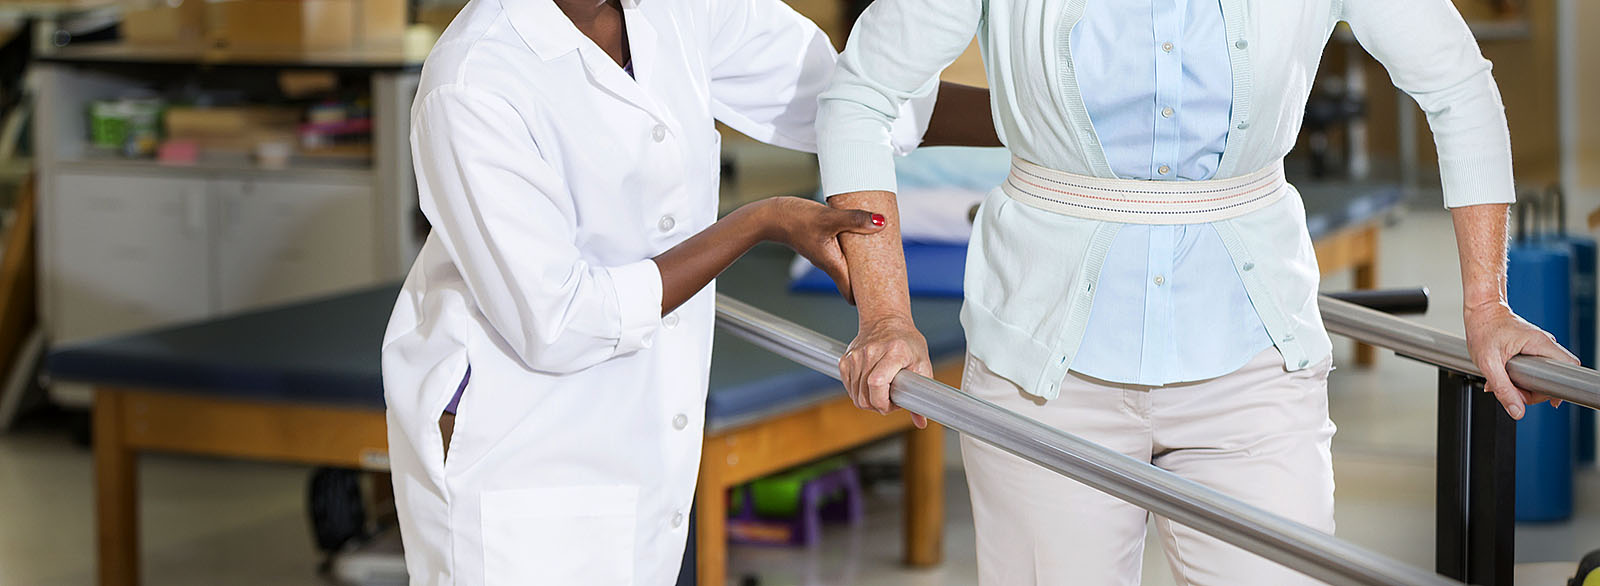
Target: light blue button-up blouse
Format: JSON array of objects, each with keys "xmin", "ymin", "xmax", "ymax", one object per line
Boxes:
[{"xmin": 1068, "ymin": 0, "xmax": 1273, "ymax": 386}]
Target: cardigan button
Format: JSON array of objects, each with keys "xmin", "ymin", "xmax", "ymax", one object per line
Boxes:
[
  {"xmin": 1235, "ymin": 39, "xmax": 1248, "ymax": 50},
  {"xmin": 1241, "ymin": 262, "xmax": 1255, "ymax": 271}
]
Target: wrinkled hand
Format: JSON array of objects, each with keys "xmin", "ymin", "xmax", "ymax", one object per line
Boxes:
[
  {"xmin": 841, "ymin": 315, "xmax": 932, "ymax": 429},
  {"xmin": 1464, "ymin": 302, "xmax": 1580, "ymax": 420},
  {"xmin": 760, "ymin": 197, "xmax": 884, "ymax": 304}
]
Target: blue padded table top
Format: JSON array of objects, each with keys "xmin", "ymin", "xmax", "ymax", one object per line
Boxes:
[{"xmin": 46, "ymin": 244, "xmax": 968, "ymax": 430}]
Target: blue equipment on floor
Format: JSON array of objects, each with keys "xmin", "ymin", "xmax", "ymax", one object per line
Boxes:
[
  {"xmin": 1509, "ymin": 193, "xmax": 1578, "ymax": 523},
  {"xmin": 1545, "ymin": 186, "xmax": 1597, "ymax": 466}
]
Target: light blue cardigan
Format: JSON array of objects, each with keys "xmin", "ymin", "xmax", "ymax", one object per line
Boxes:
[{"xmin": 818, "ymin": 0, "xmax": 1514, "ymax": 399}]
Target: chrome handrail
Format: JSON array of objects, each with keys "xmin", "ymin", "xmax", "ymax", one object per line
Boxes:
[
  {"xmin": 715, "ymin": 294, "xmax": 1462, "ymax": 586},
  {"xmin": 1319, "ymin": 296, "xmax": 1600, "ymax": 410}
]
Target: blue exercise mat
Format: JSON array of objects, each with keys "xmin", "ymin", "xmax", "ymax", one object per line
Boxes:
[{"xmin": 790, "ymin": 242, "xmax": 968, "ymax": 298}]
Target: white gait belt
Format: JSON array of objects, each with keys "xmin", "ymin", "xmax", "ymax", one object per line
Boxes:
[{"xmin": 1000, "ymin": 157, "xmax": 1287, "ymax": 224}]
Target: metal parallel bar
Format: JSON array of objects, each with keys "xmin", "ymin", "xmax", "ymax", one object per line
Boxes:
[
  {"xmin": 715, "ymin": 294, "xmax": 1461, "ymax": 586},
  {"xmin": 1320, "ymin": 295, "xmax": 1600, "ymax": 411},
  {"xmin": 1324, "ymin": 287, "xmax": 1430, "ymax": 315}
]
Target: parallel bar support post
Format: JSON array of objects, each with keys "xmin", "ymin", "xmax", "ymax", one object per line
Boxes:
[
  {"xmin": 1434, "ymin": 370, "xmax": 1515, "ymax": 586},
  {"xmin": 1467, "ymin": 377, "xmax": 1515, "ymax": 586},
  {"xmin": 1436, "ymin": 370, "xmax": 1469, "ymax": 582},
  {"xmin": 904, "ymin": 422, "xmax": 945, "ymax": 566}
]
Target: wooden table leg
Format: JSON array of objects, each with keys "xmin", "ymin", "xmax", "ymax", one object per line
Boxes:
[
  {"xmin": 696, "ymin": 445, "xmax": 727, "ymax": 586},
  {"xmin": 904, "ymin": 422, "xmax": 944, "ymax": 566},
  {"xmin": 1354, "ymin": 226, "xmax": 1380, "ymax": 366},
  {"xmin": 94, "ymin": 389, "xmax": 138, "ymax": 586}
]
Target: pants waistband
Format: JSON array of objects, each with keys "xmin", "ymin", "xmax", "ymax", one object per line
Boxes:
[{"xmin": 1000, "ymin": 158, "xmax": 1287, "ymax": 224}]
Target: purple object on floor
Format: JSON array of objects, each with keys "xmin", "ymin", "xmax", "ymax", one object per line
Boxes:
[
  {"xmin": 727, "ymin": 466, "xmax": 864, "ymax": 547},
  {"xmin": 443, "ymin": 366, "xmax": 470, "ymax": 415}
]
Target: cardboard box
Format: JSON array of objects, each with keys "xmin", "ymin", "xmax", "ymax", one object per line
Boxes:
[
  {"xmin": 207, "ymin": 0, "xmax": 405, "ymax": 50},
  {"xmin": 163, "ymin": 106, "xmax": 301, "ymax": 152},
  {"xmin": 121, "ymin": 0, "xmax": 207, "ymax": 45},
  {"xmin": 354, "ymin": 0, "xmax": 405, "ymax": 44}
]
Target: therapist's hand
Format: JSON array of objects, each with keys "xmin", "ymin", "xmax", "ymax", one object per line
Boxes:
[
  {"xmin": 1464, "ymin": 301, "xmax": 1579, "ymax": 420},
  {"xmin": 842, "ymin": 315, "xmax": 933, "ymax": 427},
  {"xmin": 759, "ymin": 197, "xmax": 886, "ymax": 304}
]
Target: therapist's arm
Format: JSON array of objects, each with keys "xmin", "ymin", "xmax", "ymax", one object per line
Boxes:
[
  {"xmin": 922, "ymin": 82, "xmax": 1001, "ymax": 148},
  {"xmin": 654, "ymin": 197, "xmax": 883, "ymax": 315},
  {"xmin": 1344, "ymin": 0, "xmax": 1579, "ymax": 419}
]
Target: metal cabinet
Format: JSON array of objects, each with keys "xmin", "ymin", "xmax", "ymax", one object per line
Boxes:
[
  {"xmin": 213, "ymin": 178, "xmax": 377, "ymax": 313},
  {"xmin": 51, "ymin": 173, "xmax": 211, "ymax": 343},
  {"xmin": 47, "ymin": 172, "xmax": 381, "ymax": 344}
]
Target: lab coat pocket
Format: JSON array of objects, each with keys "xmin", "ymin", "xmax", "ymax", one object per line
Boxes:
[{"xmin": 480, "ymin": 485, "xmax": 639, "ymax": 585}]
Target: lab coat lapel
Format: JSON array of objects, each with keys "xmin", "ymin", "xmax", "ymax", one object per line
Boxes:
[
  {"xmin": 505, "ymin": 0, "xmax": 666, "ymax": 121},
  {"xmin": 578, "ymin": 2, "xmax": 664, "ymax": 120}
]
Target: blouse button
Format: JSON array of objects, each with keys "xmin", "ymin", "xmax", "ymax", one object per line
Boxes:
[
  {"xmin": 664, "ymin": 313, "xmax": 680, "ymax": 329},
  {"xmin": 658, "ymin": 215, "xmax": 676, "ymax": 232},
  {"xmin": 1157, "ymin": 165, "xmax": 1171, "ymax": 175},
  {"xmin": 672, "ymin": 413, "xmax": 688, "ymax": 430},
  {"xmin": 652, "ymin": 124, "xmax": 667, "ymax": 142},
  {"xmin": 1161, "ymin": 41, "xmax": 1174, "ymax": 53}
]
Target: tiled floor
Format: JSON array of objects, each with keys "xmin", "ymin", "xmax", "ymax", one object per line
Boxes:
[{"xmin": 1, "ymin": 207, "xmax": 1596, "ymax": 585}]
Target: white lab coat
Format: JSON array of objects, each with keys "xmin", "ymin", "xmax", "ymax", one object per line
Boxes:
[{"xmin": 381, "ymin": 0, "xmax": 931, "ymax": 583}]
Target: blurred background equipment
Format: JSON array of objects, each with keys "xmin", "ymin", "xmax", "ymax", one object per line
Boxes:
[{"xmin": 0, "ymin": 0, "xmax": 1596, "ymax": 585}]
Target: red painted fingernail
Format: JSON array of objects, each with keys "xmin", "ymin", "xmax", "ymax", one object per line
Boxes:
[{"xmin": 871, "ymin": 214, "xmax": 886, "ymax": 227}]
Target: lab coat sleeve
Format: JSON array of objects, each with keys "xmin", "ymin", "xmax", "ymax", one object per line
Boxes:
[
  {"xmin": 411, "ymin": 85, "xmax": 662, "ymax": 374},
  {"xmin": 1342, "ymin": 0, "xmax": 1515, "ymax": 208},
  {"xmin": 813, "ymin": 0, "xmax": 981, "ymax": 196},
  {"xmin": 703, "ymin": 0, "xmax": 934, "ymax": 156}
]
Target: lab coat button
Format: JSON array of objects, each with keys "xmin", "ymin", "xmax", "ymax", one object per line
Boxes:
[
  {"xmin": 658, "ymin": 215, "xmax": 676, "ymax": 232},
  {"xmin": 672, "ymin": 512, "xmax": 685, "ymax": 528},
  {"xmin": 652, "ymin": 124, "xmax": 667, "ymax": 142},
  {"xmin": 672, "ymin": 413, "xmax": 688, "ymax": 430},
  {"xmin": 664, "ymin": 313, "xmax": 680, "ymax": 329}
]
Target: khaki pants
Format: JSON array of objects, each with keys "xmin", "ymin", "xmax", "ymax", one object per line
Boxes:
[{"xmin": 959, "ymin": 348, "xmax": 1337, "ymax": 586}]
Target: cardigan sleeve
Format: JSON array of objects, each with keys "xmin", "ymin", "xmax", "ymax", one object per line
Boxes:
[
  {"xmin": 1342, "ymin": 0, "xmax": 1515, "ymax": 208},
  {"xmin": 815, "ymin": 0, "xmax": 982, "ymax": 196}
]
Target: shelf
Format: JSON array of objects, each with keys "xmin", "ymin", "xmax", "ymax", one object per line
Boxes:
[
  {"xmin": 54, "ymin": 150, "xmax": 373, "ymax": 182},
  {"xmin": 37, "ymin": 25, "xmax": 441, "ymax": 71}
]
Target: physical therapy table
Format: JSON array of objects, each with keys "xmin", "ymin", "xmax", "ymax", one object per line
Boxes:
[
  {"xmin": 48, "ymin": 244, "xmax": 965, "ymax": 586},
  {"xmin": 50, "ymin": 179, "xmax": 1401, "ymax": 586}
]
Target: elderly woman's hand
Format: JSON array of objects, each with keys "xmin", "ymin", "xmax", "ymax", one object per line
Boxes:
[
  {"xmin": 840, "ymin": 315, "xmax": 932, "ymax": 428},
  {"xmin": 1464, "ymin": 301, "xmax": 1581, "ymax": 419}
]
